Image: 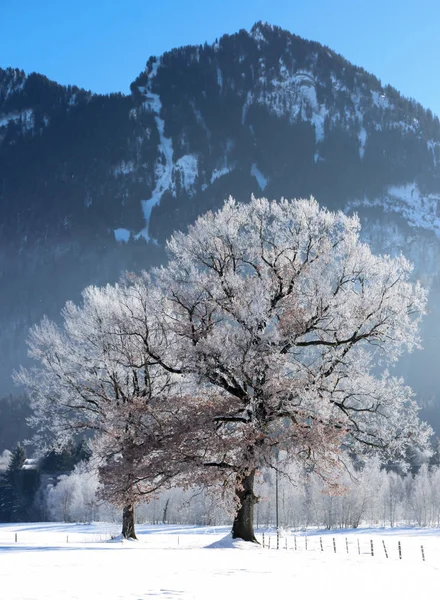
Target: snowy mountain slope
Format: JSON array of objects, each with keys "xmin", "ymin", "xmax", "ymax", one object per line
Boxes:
[
  {"xmin": 127, "ymin": 23, "xmax": 440, "ymax": 246},
  {"xmin": 2, "ymin": 24, "xmax": 440, "ymax": 245}
]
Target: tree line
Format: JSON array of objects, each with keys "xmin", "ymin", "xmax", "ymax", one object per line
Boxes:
[{"xmin": 13, "ymin": 455, "xmax": 440, "ymax": 531}]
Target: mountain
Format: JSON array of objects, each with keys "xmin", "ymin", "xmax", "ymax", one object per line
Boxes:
[{"xmin": 2, "ymin": 22, "xmax": 440, "ymax": 432}]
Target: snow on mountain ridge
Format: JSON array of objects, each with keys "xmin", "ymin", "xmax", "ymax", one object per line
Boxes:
[
  {"xmin": 348, "ymin": 182, "xmax": 440, "ymax": 238},
  {"xmin": 126, "ymin": 23, "xmax": 440, "ymax": 243},
  {"xmin": 0, "ymin": 68, "xmax": 26, "ymax": 104},
  {"xmin": 249, "ymin": 21, "xmax": 274, "ymax": 46}
]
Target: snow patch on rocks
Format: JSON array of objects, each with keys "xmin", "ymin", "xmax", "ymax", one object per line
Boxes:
[
  {"xmin": 174, "ymin": 154, "xmax": 198, "ymax": 191},
  {"xmin": 251, "ymin": 163, "xmax": 268, "ymax": 191},
  {"xmin": 114, "ymin": 228, "xmax": 130, "ymax": 243},
  {"xmin": 359, "ymin": 128, "xmax": 367, "ymax": 159},
  {"xmin": 0, "ymin": 108, "xmax": 34, "ymax": 131},
  {"xmin": 347, "ymin": 182, "xmax": 440, "ymax": 237},
  {"xmin": 136, "ymin": 60, "xmax": 174, "ymax": 241},
  {"xmin": 211, "ymin": 166, "xmax": 233, "ymax": 184},
  {"xmin": 113, "ymin": 161, "xmax": 135, "ymax": 176}
]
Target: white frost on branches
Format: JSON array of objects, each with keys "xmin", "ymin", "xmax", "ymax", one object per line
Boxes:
[
  {"xmin": 154, "ymin": 195, "xmax": 431, "ymax": 476},
  {"xmin": 17, "ymin": 196, "xmax": 432, "ymax": 513}
]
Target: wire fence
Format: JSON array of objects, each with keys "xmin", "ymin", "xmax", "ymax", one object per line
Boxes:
[
  {"xmin": 0, "ymin": 527, "xmax": 437, "ymax": 565},
  {"xmin": 259, "ymin": 530, "xmax": 432, "ymax": 564}
]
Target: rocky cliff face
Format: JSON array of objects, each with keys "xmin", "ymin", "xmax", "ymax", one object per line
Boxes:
[{"xmin": 2, "ymin": 22, "xmax": 440, "ymax": 426}]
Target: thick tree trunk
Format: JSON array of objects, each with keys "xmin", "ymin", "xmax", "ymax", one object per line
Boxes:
[
  {"xmin": 122, "ymin": 504, "xmax": 137, "ymax": 539},
  {"xmin": 231, "ymin": 470, "xmax": 259, "ymax": 543}
]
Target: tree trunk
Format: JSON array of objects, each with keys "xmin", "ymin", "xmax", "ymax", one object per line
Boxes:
[
  {"xmin": 122, "ymin": 504, "xmax": 137, "ymax": 539},
  {"xmin": 231, "ymin": 470, "xmax": 259, "ymax": 543}
]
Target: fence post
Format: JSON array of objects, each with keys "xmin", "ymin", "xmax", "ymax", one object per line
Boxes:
[
  {"xmin": 398, "ymin": 541, "xmax": 402, "ymax": 560},
  {"xmin": 294, "ymin": 536, "xmax": 297, "ymax": 551},
  {"xmin": 320, "ymin": 537, "xmax": 323, "ymax": 552},
  {"xmin": 382, "ymin": 540, "xmax": 388, "ymax": 559},
  {"xmin": 268, "ymin": 536, "xmax": 271, "ymax": 550},
  {"xmin": 305, "ymin": 536, "xmax": 308, "ymax": 551},
  {"xmin": 285, "ymin": 536, "xmax": 288, "ymax": 550},
  {"xmin": 357, "ymin": 538, "xmax": 360, "ymax": 555},
  {"xmin": 66, "ymin": 535, "xmax": 69, "ymax": 544},
  {"xmin": 421, "ymin": 545, "xmax": 425, "ymax": 562},
  {"xmin": 333, "ymin": 538, "xmax": 337, "ymax": 553},
  {"xmin": 345, "ymin": 537, "xmax": 349, "ymax": 554},
  {"xmin": 15, "ymin": 533, "xmax": 17, "ymax": 543},
  {"xmin": 262, "ymin": 533, "xmax": 265, "ymax": 548},
  {"xmin": 370, "ymin": 540, "xmax": 374, "ymax": 557}
]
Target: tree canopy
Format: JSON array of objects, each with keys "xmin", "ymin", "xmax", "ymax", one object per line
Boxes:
[{"xmin": 17, "ymin": 196, "xmax": 431, "ymax": 540}]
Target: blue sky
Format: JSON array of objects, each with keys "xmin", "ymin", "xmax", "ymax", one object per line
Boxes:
[{"xmin": 1, "ymin": 0, "xmax": 439, "ymax": 115}]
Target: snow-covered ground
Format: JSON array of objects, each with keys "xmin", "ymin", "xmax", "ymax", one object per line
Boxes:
[{"xmin": 0, "ymin": 523, "xmax": 439, "ymax": 599}]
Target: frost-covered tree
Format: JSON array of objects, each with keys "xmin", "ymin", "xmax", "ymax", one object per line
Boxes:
[
  {"xmin": 45, "ymin": 462, "xmax": 101, "ymax": 523},
  {"xmin": 382, "ymin": 469, "xmax": 405, "ymax": 526},
  {"xmin": 16, "ymin": 281, "xmax": 223, "ymax": 538},
  {"xmin": 18, "ymin": 196, "xmax": 431, "ymax": 542},
  {"xmin": 36, "ymin": 457, "xmax": 440, "ymax": 529},
  {"xmin": 150, "ymin": 196, "xmax": 431, "ymax": 541},
  {"xmin": 409, "ymin": 464, "xmax": 433, "ymax": 526}
]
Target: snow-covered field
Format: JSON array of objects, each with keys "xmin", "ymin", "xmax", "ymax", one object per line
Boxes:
[{"xmin": 1, "ymin": 523, "xmax": 439, "ymax": 599}]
